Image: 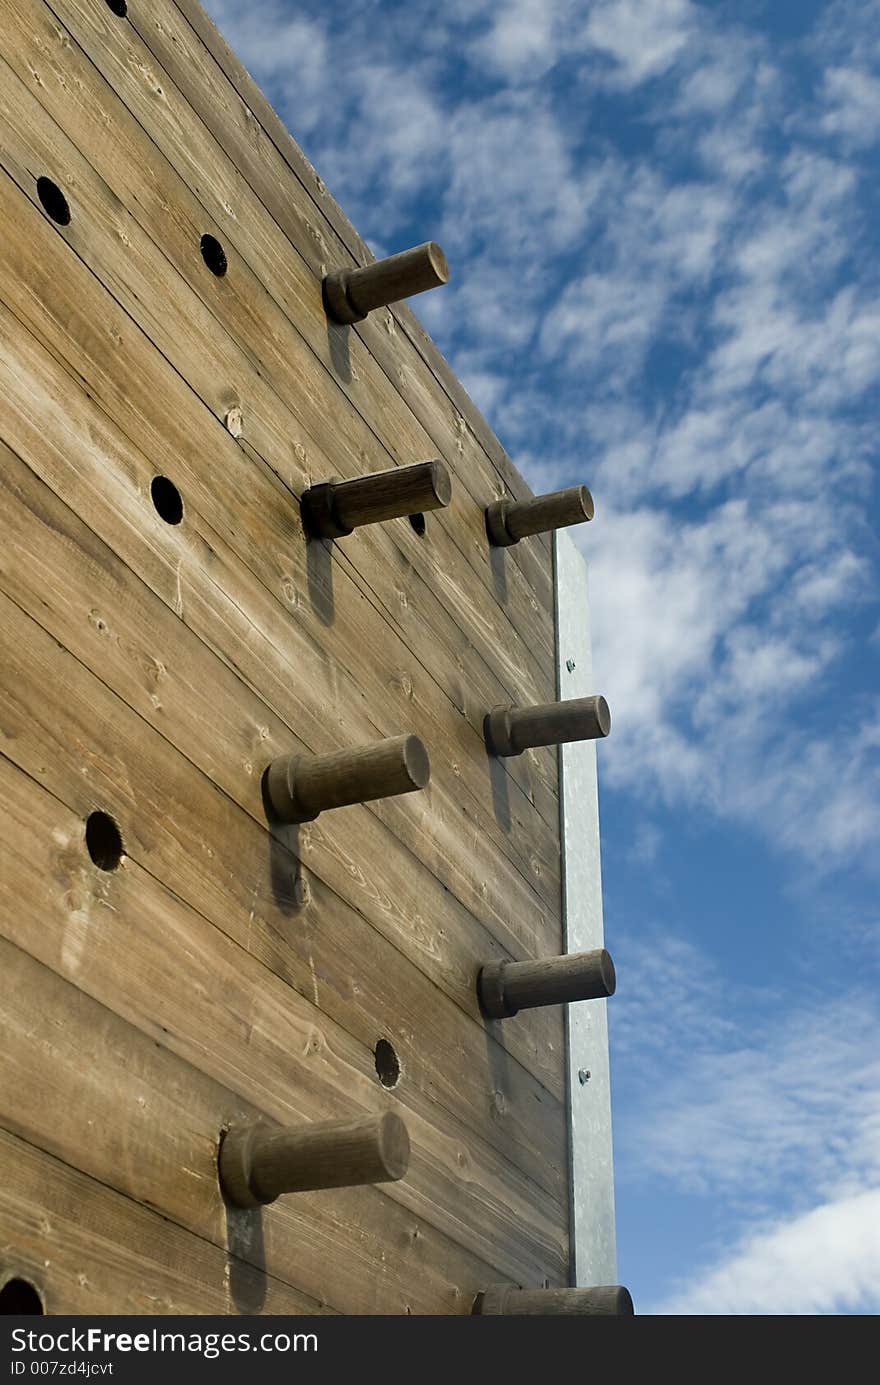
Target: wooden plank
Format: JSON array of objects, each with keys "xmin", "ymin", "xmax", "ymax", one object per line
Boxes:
[
  {"xmin": 0, "ymin": 581, "xmax": 567, "ymax": 1200},
  {"xmin": 0, "ymin": 934, "xmax": 553, "ymax": 1313},
  {"xmin": 0, "ymin": 307, "xmax": 566, "ymax": 1088},
  {"xmin": 0, "ymin": 255, "xmax": 567, "ymax": 1076},
  {"xmin": 0, "ymin": 1129, "xmax": 324, "ymax": 1315},
  {"xmin": 0, "ymin": 752, "xmax": 567, "ymax": 1283},
  {"xmin": 1, "ymin": 0, "xmax": 556, "ymax": 693},
  {"xmin": 0, "ymin": 62, "xmax": 562, "ymax": 861}
]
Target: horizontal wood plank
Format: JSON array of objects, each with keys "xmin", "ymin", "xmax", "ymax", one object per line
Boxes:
[
  {"xmin": 0, "ymin": 1129, "xmax": 324, "ymax": 1315},
  {"xmin": 0, "ymin": 933, "xmax": 549, "ymax": 1313}
]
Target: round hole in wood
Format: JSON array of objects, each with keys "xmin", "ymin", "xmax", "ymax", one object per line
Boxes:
[
  {"xmin": 408, "ymin": 513, "xmax": 426, "ymax": 536},
  {"xmin": 105, "ymin": 0, "xmax": 128, "ymax": 15},
  {"xmin": 151, "ymin": 475, "xmax": 184, "ymax": 525},
  {"xmin": 85, "ymin": 811, "xmax": 124, "ymax": 871},
  {"xmin": 374, "ymin": 1037, "xmax": 400, "ymax": 1089},
  {"xmin": 0, "ymin": 1277, "xmax": 44, "ymax": 1314},
  {"xmin": 36, "ymin": 176, "xmax": 71, "ymax": 226},
  {"xmin": 200, "ymin": 233, "xmax": 228, "ymax": 277}
]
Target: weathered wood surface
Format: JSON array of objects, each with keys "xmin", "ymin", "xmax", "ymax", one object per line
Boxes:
[
  {"xmin": 0, "ymin": 0, "xmax": 578, "ymax": 1314},
  {"xmin": 0, "ymin": 429, "xmax": 565, "ymax": 1106},
  {"xmin": 0, "ymin": 142, "xmax": 562, "ymax": 914},
  {"xmin": 0, "ymin": 3, "xmax": 561, "ymax": 846},
  {"xmin": 0, "ymin": 1130, "xmax": 326, "ymax": 1315},
  {"xmin": 0, "ymin": 932, "xmax": 564, "ymax": 1312},
  {"xmin": 0, "ymin": 0, "xmax": 555, "ymax": 690},
  {"xmin": 0, "ymin": 564, "xmax": 567, "ymax": 1195}
]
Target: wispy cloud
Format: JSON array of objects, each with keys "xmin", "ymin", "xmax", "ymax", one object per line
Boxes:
[
  {"xmin": 653, "ymin": 1188, "xmax": 880, "ymax": 1314},
  {"xmin": 612, "ymin": 929, "xmax": 880, "ymax": 1312}
]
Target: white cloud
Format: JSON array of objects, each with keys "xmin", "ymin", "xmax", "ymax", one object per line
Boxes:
[
  {"xmin": 653, "ymin": 1189, "xmax": 880, "ymax": 1314},
  {"xmin": 470, "ymin": 0, "xmax": 569, "ymax": 81},
  {"xmin": 613, "ymin": 932, "xmax": 880, "ymax": 1201},
  {"xmin": 581, "ymin": 0, "xmax": 697, "ymax": 87},
  {"xmin": 612, "ymin": 929, "xmax": 880, "ymax": 1313}
]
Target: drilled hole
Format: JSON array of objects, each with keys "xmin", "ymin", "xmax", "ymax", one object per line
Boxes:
[
  {"xmin": 36, "ymin": 176, "xmax": 71, "ymax": 226},
  {"xmin": 374, "ymin": 1037, "xmax": 400, "ymax": 1089},
  {"xmin": 0, "ymin": 1278, "xmax": 44, "ymax": 1314},
  {"xmin": 105, "ymin": 0, "xmax": 128, "ymax": 15},
  {"xmin": 200, "ymin": 233, "xmax": 228, "ymax": 277},
  {"xmin": 151, "ymin": 475, "xmax": 184, "ymax": 525},
  {"xmin": 85, "ymin": 811, "xmax": 123, "ymax": 871},
  {"xmin": 408, "ymin": 513, "xmax": 426, "ymax": 536}
]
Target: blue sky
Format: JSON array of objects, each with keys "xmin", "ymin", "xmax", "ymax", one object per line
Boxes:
[{"xmin": 204, "ymin": 0, "xmax": 880, "ymax": 1313}]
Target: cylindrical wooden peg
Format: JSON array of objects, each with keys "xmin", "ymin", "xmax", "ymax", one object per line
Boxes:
[
  {"xmin": 474, "ymin": 1285, "xmax": 634, "ymax": 1316},
  {"xmin": 486, "ymin": 485, "xmax": 594, "ymax": 547},
  {"xmin": 478, "ymin": 949, "xmax": 616, "ymax": 1019},
  {"xmin": 301, "ymin": 461, "xmax": 452, "ymax": 539},
  {"xmin": 323, "ymin": 242, "xmax": 449, "ymax": 324},
  {"xmin": 484, "ymin": 694, "xmax": 610, "ymax": 757},
  {"xmin": 219, "ymin": 1112, "xmax": 411, "ymax": 1208},
  {"xmin": 266, "ymin": 734, "xmax": 431, "ymax": 823}
]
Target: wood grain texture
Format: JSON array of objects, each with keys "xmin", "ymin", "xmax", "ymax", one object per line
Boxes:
[
  {"xmin": 0, "ymin": 111, "xmax": 562, "ymax": 913},
  {"xmin": 0, "ymin": 0, "xmax": 555, "ymax": 688},
  {"xmin": 0, "ymin": 1129, "xmax": 326, "ymax": 1315},
  {"xmin": 0, "ymin": 0, "xmax": 584, "ymax": 1315},
  {"xmin": 0, "ymin": 5, "xmax": 561, "ymax": 858},
  {"xmin": 485, "ymin": 696, "xmax": 611, "ymax": 757},
  {"xmin": 0, "ymin": 932, "xmax": 521, "ymax": 1314},
  {"xmin": 0, "ymin": 528, "xmax": 568, "ymax": 1199},
  {"xmin": 0, "ymin": 384, "xmax": 566, "ymax": 1105}
]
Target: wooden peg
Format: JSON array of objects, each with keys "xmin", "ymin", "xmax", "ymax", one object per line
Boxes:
[
  {"xmin": 486, "ymin": 485, "xmax": 594, "ymax": 547},
  {"xmin": 484, "ymin": 694, "xmax": 610, "ymax": 757},
  {"xmin": 219, "ymin": 1112, "xmax": 411, "ymax": 1208},
  {"xmin": 266, "ymin": 734, "xmax": 430, "ymax": 824},
  {"xmin": 478, "ymin": 949, "xmax": 616, "ymax": 1018},
  {"xmin": 301, "ymin": 461, "xmax": 452, "ymax": 539},
  {"xmin": 474, "ymin": 1285, "xmax": 634, "ymax": 1316},
  {"xmin": 323, "ymin": 242, "xmax": 449, "ymax": 324}
]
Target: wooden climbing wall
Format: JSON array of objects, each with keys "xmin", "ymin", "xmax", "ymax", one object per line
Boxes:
[{"xmin": 0, "ymin": 0, "xmax": 570, "ymax": 1315}]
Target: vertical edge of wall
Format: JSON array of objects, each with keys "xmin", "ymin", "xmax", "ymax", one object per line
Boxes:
[{"xmin": 553, "ymin": 529, "xmax": 618, "ymax": 1286}]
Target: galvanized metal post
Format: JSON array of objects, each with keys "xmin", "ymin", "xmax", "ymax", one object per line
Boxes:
[{"xmin": 554, "ymin": 530, "xmax": 618, "ymax": 1286}]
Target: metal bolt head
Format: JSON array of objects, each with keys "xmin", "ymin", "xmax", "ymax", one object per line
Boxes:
[
  {"xmin": 578, "ymin": 1068, "xmax": 591, "ymax": 1086},
  {"xmin": 566, "ymin": 658, "xmax": 576, "ymax": 673}
]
